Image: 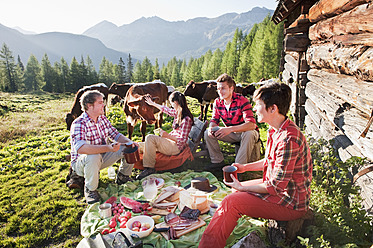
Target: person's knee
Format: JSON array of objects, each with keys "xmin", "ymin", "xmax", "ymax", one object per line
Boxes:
[
  {"xmin": 85, "ymin": 154, "xmax": 102, "ymax": 169},
  {"xmin": 145, "ymin": 134, "xmax": 157, "ymax": 144}
]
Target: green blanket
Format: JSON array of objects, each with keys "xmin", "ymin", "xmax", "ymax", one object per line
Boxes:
[{"xmin": 81, "ymin": 170, "xmax": 265, "ymax": 248}]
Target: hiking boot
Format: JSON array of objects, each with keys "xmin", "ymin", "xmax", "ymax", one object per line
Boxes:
[
  {"xmin": 136, "ymin": 168, "xmax": 156, "ymax": 180},
  {"xmin": 84, "ymin": 187, "xmax": 100, "ymax": 204},
  {"xmin": 204, "ymin": 161, "xmax": 225, "ymax": 171},
  {"xmin": 115, "ymin": 172, "xmax": 134, "ymax": 185}
]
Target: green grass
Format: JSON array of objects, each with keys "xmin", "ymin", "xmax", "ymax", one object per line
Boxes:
[
  {"xmin": 1, "ymin": 91, "xmax": 371, "ymax": 247},
  {"xmin": 0, "ymin": 91, "xmax": 251, "ymax": 247}
]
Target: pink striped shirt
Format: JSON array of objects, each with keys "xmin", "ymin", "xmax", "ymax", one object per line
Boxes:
[{"xmin": 161, "ymin": 106, "xmax": 193, "ymax": 151}]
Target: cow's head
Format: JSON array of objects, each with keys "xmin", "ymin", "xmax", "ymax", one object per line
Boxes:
[
  {"xmin": 108, "ymin": 83, "xmax": 119, "ymax": 94},
  {"xmin": 183, "ymin": 80, "xmax": 195, "ymax": 96},
  {"xmin": 65, "ymin": 113, "xmax": 75, "ymax": 131},
  {"xmin": 202, "ymin": 84, "xmax": 218, "ymax": 102},
  {"xmin": 127, "ymin": 94, "xmax": 160, "ymax": 125}
]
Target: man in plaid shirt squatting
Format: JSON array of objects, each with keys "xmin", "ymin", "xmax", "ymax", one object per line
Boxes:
[
  {"xmin": 70, "ymin": 90, "xmax": 136, "ymax": 204},
  {"xmin": 199, "ymin": 82, "xmax": 313, "ymax": 248},
  {"xmin": 204, "ymin": 73, "xmax": 259, "ymax": 170}
]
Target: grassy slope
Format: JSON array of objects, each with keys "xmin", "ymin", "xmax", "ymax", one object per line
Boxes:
[{"xmin": 0, "ymin": 91, "xmax": 261, "ymax": 247}]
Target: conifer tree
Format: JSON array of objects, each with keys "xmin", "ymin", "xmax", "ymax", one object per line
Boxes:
[
  {"xmin": 153, "ymin": 58, "xmax": 160, "ymax": 80},
  {"xmin": 117, "ymin": 57, "xmax": 126, "ymax": 83},
  {"xmin": 126, "ymin": 54, "xmax": 133, "ymax": 83},
  {"xmin": 60, "ymin": 57, "xmax": 70, "ymax": 92},
  {"xmin": 0, "ymin": 43, "xmax": 18, "ymax": 92},
  {"xmin": 132, "ymin": 61, "xmax": 143, "ymax": 83},
  {"xmin": 70, "ymin": 57, "xmax": 81, "ymax": 92},
  {"xmin": 86, "ymin": 56, "xmax": 98, "ymax": 84},
  {"xmin": 24, "ymin": 54, "xmax": 41, "ymax": 92},
  {"xmin": 201, "ymin": 49, "xmax": 213, "ymax": 80},
  {"xmin": 41, "ymin": 54, "xmax": 54, "ymax": 92}
]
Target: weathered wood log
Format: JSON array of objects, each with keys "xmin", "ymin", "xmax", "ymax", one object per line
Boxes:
[
  {"xmin": 336, "ymin": 107, "xmax": 373, "ymax": 159},
  {"xmin": 305, "ymin": 81, "xmax": 373, "ymax": 160},
  {"xmin": 332, "ymin": 33, "xmax": 373, "ymax": 47},
  {"xmin": 284, "ymin": 54, "xmax": 297, "ymax": 69},
  {"xmin": 307, "ymin": 69, "xmax": 373, "ymax": 116},
  {"xmin": 284, "ymin": 33, "xmax": 310, "ymax": 52},
  {"xmin": 305, "ymin": 100, "xmax": 365, "ymax": 161},
  {"xmin": 308, "ymin": 0, "xmax": 371, "ymax": 23},
  {"xmin": 284, "ymin": 62, "xmax": 297, "ymax": 79},
  {"xmin": 282, "ymin": 69, "xmax": 293, "ymax": 84},
  {"xmin": 309, "ymin": 3, "xmax": 373, "ymax": 41},
  {"xmin": 306, "ymin": 43, "xmax": 373, "ymax": 82}
]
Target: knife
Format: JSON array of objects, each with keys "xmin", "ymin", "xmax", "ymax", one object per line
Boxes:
[{"xmin": 153, "ymin": 227, "xmax": 170, "ymax": 232}]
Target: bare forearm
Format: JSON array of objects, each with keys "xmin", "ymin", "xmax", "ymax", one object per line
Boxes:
[
  {"xmin": 117, "ymin": 134, "xmax": 132, "ymax": 144},
  {"xmin": 244, "ymin": 158, "xmax": 265, "ymax": 171},
  {"xmin": 237, "ymin": 182, "xmax": 268, "ymax": 194},
  {"xmin": 228, "ymin": 121, "xmax": 256, "ymax": 133},
  {"xmin": 78, "ymin": 144, "xmax": 112, "ymax": 154}
]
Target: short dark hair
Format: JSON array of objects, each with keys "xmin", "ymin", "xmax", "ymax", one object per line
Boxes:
[
  {"xmin": 216, "ymin": 73, "xmax": 235, "ymax": 88},
  {"xmin": 253, "ymin": 82, "xmax": 292, "ymax": 116},
  {"xmin": 80, "ymin": 90, "xmax": 104, "ymax": 111}
]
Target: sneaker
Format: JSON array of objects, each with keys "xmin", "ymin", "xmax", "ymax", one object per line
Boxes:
[
  {"xmin": 204, "ymin": 161, "xmax": 225, "ymax": 171},
  {"xmin": 84, "ymin": 187, "xmax": 100, "ymax": 204},
  {"xmin": 136, "ymin": 168, "xmax": 156, "ymax": 180},
  {"xmin": 115, "ymin": 172, "xmax": 134, "ymax": 185}
]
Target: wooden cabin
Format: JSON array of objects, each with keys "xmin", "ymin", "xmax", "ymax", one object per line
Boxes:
[{"xmin": 272, "ymin": 0, "xmax": 373, "ymax": 213}]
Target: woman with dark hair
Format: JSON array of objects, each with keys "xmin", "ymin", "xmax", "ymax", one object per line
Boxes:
[{"xmin": 136, "ymin": 91, "xmax": 194, "ymax": 179}]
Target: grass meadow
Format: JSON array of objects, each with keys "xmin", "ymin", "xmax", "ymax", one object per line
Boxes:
[
  {"xmin": 1, "ymin": 90, "xmax": 371, "ymax": 248},
  {"xmin": 0, "ymin": 89, "xmax": 260, "ymax": 247}
]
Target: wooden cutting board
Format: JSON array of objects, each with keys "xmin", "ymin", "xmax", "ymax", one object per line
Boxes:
[
  {"xmin": 155, "ymin": 218, "xmax": 206, "ymax": 240},
  {"xmin": 149, "ymin": 200, "xmax": 179, "ymax": 215}
]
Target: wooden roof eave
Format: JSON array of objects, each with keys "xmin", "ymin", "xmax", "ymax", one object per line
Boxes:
[{"xmin": 272, "ymin": 0, "xmax": 303, "ymax": 24}]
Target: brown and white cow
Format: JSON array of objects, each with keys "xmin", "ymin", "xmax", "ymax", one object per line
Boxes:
[
  {"xmin": 184, "ymin": 80, "xmax": 216, "ymax": 121},
  {"xmin": 65, "ymin": 83, "xmax": 109, "ymax": 131},
  {"xmin": 124, "ymin": 81, "xmax": 168, "ymax": 141}
]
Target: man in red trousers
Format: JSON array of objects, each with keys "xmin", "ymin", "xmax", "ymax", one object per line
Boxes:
[{"xmin": 199, "ymin": 82, "xmax": 313, "ymax": 248}]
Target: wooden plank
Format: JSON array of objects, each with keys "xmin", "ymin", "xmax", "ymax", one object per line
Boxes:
[
  {"xmin": 155, "ymin": 218, "xmax": 206, "ymax": 240},
  {"xmin": 308, "ymin": 0, "xmax": 371, "ymax": 23},
  {"xmin": 284, "ymin": 33, "xmax": 310, "ymax": 52},
  {"xmin": 306, "ymin": 43, "xmax": 373, "ymax": 82},
  {"xmin": 309, "ymin": 3, "xmax": 373, "ymax": 41},
  {"xmin": 307, "ymin": 69, "xmax": 373, "ymax": 116}
]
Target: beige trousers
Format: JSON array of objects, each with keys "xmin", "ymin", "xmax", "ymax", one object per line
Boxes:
[
  {"xmin": 141, "ymin": 134, "xmax": 180, "ymax": 168},
  {"xmin": 204, "ymin": 129, "xmax": 259, "ymax": 164},
  {"xmin": 72, "ymin": 146, "xmax": 133, "ymax": 191}
]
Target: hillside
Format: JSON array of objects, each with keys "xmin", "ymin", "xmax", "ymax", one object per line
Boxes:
[
  {"xmin": 0, "ymin": 24, "xmax": 132, "ymax": 69},
  {"xmin": 83, "ymin": 7, "xmax": 273, "ymax": 62}
]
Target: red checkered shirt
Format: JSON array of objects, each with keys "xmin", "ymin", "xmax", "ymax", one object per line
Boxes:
[
  {"xmin": 70, "ymin": 112, "xmax": 122, "ymax": 164},
  {"xmin": 211, "ymin": 92, "xmax": 256, "ymax": 127},
  {"xmin": 256, "ymin": 119, "xmax": 313, "ymax": 211},
  {"xmin": 161, "ymin": 106, "xmax": 193, "ymax": 151}
]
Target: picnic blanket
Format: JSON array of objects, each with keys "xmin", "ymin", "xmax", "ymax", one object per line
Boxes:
[{"xmin": 80, "ymin": 170, "xmax": 266, "ymax": 248}]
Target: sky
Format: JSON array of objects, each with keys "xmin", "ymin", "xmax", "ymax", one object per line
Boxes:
[{"xmin": 2, "ymin": 0, "xmax": 278, "ymax": 34}]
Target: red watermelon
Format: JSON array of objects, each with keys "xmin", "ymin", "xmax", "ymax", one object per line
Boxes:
[
  {"xmin": 120, "ymin": 196, "xmax": 142, "ymax": 209},
  {"xmin": 105, "ymin": 196, "xmax": 117, "ymax": 205}
]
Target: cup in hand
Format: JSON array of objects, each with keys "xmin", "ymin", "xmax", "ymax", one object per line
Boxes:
[
  {"xmin": 210, "ymin": 126, "xmax": 220, "ymax": 136},
  {"xmin": 223, "ymin": 165, "xmax": 238, "ymax": 183}
]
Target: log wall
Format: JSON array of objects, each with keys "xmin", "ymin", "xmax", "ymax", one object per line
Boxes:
[{"xmin": 277, "ymin": 0, "xmax": 373, "ymax": 213}]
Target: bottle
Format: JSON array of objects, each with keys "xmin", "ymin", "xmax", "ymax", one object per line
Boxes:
[{"xmin": 108, "ymin": 166, "xmax": 116, "ymax": 180}]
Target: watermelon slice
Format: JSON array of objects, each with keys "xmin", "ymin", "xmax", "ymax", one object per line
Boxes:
[
  {"xmin": 105, "ymin": 196, "xmax": 117, "ymax": 205},
  {"xmin": 120, "ymin": 196, "xmax": 142, "ymax": 210}
]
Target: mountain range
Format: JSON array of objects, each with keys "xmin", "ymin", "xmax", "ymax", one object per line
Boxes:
[{"xmin": 0, "ymin": 7, "xmax": 273, "ymax": 69}]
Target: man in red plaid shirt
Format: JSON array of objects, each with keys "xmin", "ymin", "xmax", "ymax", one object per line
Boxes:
[
  {"xmin": 199, "ymin": 82, "xmax": 313, "ymax": 248},
  {"xmin": 204, "ymin": 73, "xmax": 259, "ymax": 170},
  {"xmin": 70, "ymin": 90, "xmax": 136, "ymax": 204}
]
